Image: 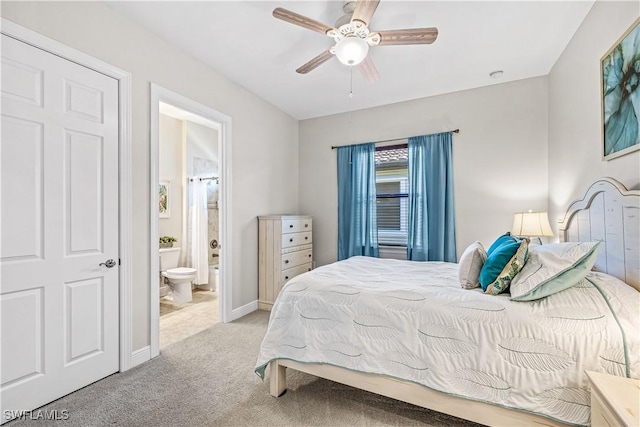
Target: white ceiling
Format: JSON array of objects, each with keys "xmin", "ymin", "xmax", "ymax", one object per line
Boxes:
[{"xmin": 106, "ymin": 1, "xmax": 595, "ymax": 120}]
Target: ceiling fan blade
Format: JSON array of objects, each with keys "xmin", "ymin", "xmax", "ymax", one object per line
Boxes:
[
  {"xmin": 351, "ymin": 0, "xmax": 380, "ymax": 27},
  {"xmin": 358, "ymin": 56, "xmax": 379, "ymax": 83},
  {"xmin": 376, "ymin": 28, "xmax": 439, "ymax": 45},
  {"xmin": 273, "ymin": 7, "xmax": 335, "ymax": 35},
  {"xmin": 296, "ymin": 49, "xmax": 334, "ymax": 74}
]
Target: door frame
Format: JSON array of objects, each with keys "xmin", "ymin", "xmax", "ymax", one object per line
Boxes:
[
  {"xmin": 1, "ymin": 19, "xmax": 135, "ymax": 371},
  {"xmin": 149, "ymin": 84, "xmax": 233, "ymax": 358}
]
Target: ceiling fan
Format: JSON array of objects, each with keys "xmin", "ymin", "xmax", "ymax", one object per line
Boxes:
[{"xmin": 273, "ymin": 0, "xmax": 438, "ymax": 83}]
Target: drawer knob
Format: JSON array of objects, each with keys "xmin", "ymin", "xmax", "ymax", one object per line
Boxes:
[
  {"xmin": 305, "ymin": 224, "xmax": 308, "ymax": 228},
  {"xmin": 289, "ymin": 224, "xmax": 293, "ymax": 228},
  {"xmin": 307, "ymin": 268, "xmax": 311, "ymax": 271},
  {"xmin": 305, "ymin": 236, "xmax": 308, "ymax": 240},
  {"xmin": 285, "ymin": 276, "xmax": 289, "ymax": 280},
  {"xmin": 308, "ymin": 254, "xmax": 311, "ymax": 258},
  {"xmin": 284, "ymin": 260, "xmax": 289, "ymax": 264},
  {"xmin": 289, "ymin": 238, "xmax": 293, "ymax": 242}
]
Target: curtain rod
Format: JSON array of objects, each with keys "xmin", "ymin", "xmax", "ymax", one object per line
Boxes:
[
  {"xmin": 330, "ymin": 129, "xmax": 459, "ymax": 150},
  {"xmin": 189, "ymin": 176, "xmax": 219, "ymax": 182}
]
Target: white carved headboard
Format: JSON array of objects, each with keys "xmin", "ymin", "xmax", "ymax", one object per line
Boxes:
[{"xmin": 558, "ymin": 177, "xmax": 640, "ymax": 291}]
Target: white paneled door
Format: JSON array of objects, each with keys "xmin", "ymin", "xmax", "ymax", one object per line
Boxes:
[{"xmin": 1, "ymin": 35, "xmax": 119, "ymax": 422}]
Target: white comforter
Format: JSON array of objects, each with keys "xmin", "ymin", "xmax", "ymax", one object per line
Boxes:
[{"xmin": 255, "ymin": 256, "xmax": 640, "ymax": 426}]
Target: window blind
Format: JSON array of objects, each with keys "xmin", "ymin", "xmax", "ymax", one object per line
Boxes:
[{"xmin": 375, "ymin": 148, "xmax": 408, "ymax": 246}]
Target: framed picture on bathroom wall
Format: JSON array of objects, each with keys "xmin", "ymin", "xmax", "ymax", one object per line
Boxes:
[{"xmin": 159, "ymin": 181, "xmax": 171, "ymax": 218}]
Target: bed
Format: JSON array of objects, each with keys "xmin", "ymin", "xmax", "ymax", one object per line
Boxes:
[{"xmin": 255, "ymin": 177, "xmax": 640, "ymax": 426}]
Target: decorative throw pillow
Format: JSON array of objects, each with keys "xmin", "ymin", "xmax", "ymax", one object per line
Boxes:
[
  {"xmin": 480, "ymin": 238, "xmax": 523, "ymax": 291},
  {"xmin": 484, "ymin": 239, "xmax": 529, "ymax": 295},
  {"xmin": 510, "ymin": 241, "xmax": 600, "ymax": 301},
  {"xmin": 487, "ymin": 232, "xmax": 515, "ymax": 256},
  {"xmin": 458, "ymin": 241, "xmax": 488, "ymax": 289}
]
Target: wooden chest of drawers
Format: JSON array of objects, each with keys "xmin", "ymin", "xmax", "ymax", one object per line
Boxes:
[{"xmin": 258, "ymin": 215, "xmax": 313, "ymax": 311}]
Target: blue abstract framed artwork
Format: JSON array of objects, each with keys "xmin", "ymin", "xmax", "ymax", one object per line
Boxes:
[{"xmin": 601, "ymin": 17, "xmax": 640, "ymax": 160}]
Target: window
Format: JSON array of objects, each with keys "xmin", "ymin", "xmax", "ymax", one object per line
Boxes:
[{"xmin": 375, "ymin": 145, "xmax": 408, "ymax": 246}]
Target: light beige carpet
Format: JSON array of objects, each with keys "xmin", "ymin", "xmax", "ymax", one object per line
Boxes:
[
  {"xmin": 160, "ymin": 289, "xmax": 219, "ymax": 349},
  {"xmin": 7, "ymin": 311, "xmax": 482, "ymax": 427}
]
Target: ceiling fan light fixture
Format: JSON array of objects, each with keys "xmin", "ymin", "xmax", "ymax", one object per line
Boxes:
[
  {"xmin": 273, "ymin": 1, "xmax": 439, "ymax": 76},
  {"xmin": 335, "ymin": 36, "xmax": 369, "ymax": 66}
]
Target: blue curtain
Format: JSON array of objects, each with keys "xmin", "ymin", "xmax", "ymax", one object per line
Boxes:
[
  {"xmin": 407, "ymin": 132, "xmax": 457, "ymax": 262},
  {"xmin": 337, "ymin": 143, "xmax": 379, "ymax": 260}
]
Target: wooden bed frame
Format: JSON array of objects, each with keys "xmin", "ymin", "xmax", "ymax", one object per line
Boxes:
[
  {"xmin": 558, "ymin": 177, "xmax": 639, "ymax": 291},
  {"xmin": 268, "ymin": 177, "xmax": 640, "ymax": 426}
]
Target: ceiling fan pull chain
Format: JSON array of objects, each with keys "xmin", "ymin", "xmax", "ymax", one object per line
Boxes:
[
  {"xmin": 349, "ymin": 67, "xmax": 354, "ymax": 99},
  {"xmin": 350, "ymin": 67, "xmax": 354, "ymax": 121}
]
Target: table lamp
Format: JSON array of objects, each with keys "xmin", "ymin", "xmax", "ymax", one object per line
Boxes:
[{"xmin": 511, "ymin": 211, "xmax": 554, "ymax": 244}]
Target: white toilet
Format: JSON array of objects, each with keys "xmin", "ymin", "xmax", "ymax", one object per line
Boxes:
[{"xmin": 159, "ymin": 247, "xmax": 196, "ymax": 303}]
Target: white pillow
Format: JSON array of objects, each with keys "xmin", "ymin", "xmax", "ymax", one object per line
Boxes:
[
  {"xmin": 458, "ymin": 241, "xmax": 488, "ymax": 289},
  {"xmin": 510, "ymin": 241, "xmax": 600, "ymax": 301}
]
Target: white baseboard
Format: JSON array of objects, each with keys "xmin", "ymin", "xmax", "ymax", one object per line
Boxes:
[
  {"xmin": 230, "ymin": 299, "xmax": 258, "ymax": 321},
  {"xmin": 130, "ymin": 346, "xmax": 151, "ymax": 368}
]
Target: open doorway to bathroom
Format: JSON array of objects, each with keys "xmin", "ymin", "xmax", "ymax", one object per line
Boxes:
[
  {"xmin": 157, "ymin": 103, "xmax": 220, "ymax": 348},
  {"xmin": 150, "ymin": 84, "xmax": 232, "ymax": 358}
]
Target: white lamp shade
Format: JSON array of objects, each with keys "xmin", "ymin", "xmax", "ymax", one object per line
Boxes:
[
  {"xmin": 511, "ymin": 211, "xmax": 554, "ymax": 237},
  {"xmin": 334, "ymin": 37, "xmax": 369, "ymax": 66}
]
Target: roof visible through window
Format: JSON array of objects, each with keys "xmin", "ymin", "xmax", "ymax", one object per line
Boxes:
[{"xmin": 375, "ymin": 147, "xmax": 408, "ymax": 165}]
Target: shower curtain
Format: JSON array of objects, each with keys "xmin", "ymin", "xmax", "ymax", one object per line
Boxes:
[{"xmin": 187, "ymin": 179, "xmax": 209, "ymax": 285}]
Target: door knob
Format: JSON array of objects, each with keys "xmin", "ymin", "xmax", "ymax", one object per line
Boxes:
[{"xmin": 99, "ymin": 259, "xmax": 117, "ymax": 268}]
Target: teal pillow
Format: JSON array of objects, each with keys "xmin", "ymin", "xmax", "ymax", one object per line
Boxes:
[
  {"xmin": 487, "ymin": 233, "xmax": 515, "ymax": 256},
  {"xmin": 510, "ymin": 242, "xmax": 600, "ymax": 301},
  {"xmin": 485, "ymin": 239, "xmax": 529, "ymax": 295},
  {"xmin": 480, "ymin": 239, "xmax": 521, "ymax": 291}
]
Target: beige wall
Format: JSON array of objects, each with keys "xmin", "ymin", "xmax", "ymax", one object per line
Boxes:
[
  {"xmin": 1, "ymin": 1, "xmax": 300, "ymax": 351},
  {"xmin": 158, "ymin": 114, "xmax": 183, "ymax": 247},
  {"xmin": 548, "ymin": 1, "xmax": 640, "ymax": 231},
  {"xmin": 185, "ymin": 121, "xmax": 218, "ymax": 178},
  {"xmin": 299, "ymin": 77, "xmax": 549, "ymax": 267}
]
